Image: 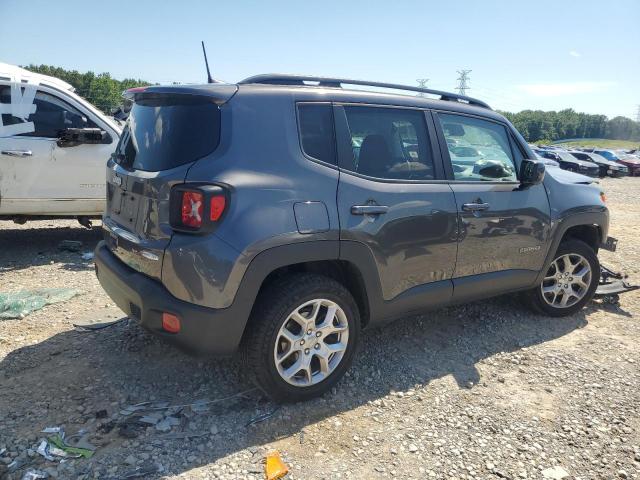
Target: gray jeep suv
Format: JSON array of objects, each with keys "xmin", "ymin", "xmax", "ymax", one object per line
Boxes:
[{"xmin": 95, "ymin": 75, "xmax": 612, "ymax": 401}]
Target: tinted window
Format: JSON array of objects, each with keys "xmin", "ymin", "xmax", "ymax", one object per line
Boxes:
[
  {"xmin": 115, "ymin": 95, "xmax": 220, "ymax": 172},
  {"xmin": 297, "ymin": 103, "xmax": 336, "ymax": 165},
  {"xmin": 0, "ymin": 88, "xmax": 95, "ymax": 138},
  {"xmin": 438, "ymin": 113, "xmax": 517, "ymax": 182},
  {"xmin": 342, "ymin": 106, "xmax": 434, "ymax": 180}
]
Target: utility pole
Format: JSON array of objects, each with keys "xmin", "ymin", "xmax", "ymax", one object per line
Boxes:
[
  {"xmin": 456, "ymin": 70, "xmax": 472, "ymax": 96},
  {"xmin": 416, "ymin": 78, "xmax": 429, "ymax": 96}
]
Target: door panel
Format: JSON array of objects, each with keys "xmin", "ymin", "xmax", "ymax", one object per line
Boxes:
[
  {"xmin": 0, "ymin": 136, "xmax": 54, "ymax": 214},
  {"xmin": 338, "ymin": 174, "xmax": 458, "ymax": 299},
  {"xmin": 334, "ymin": 104, "xmax": 457, "ymax": 302},
  {"xmin": 433, "ymin": 111, "xmax": 551, "ymax": 292},
  {"xmin": 450, "ymin": 182, "xmax": 550, "ymax": 277}
]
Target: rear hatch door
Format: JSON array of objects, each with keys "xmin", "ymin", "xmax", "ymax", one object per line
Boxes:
[{"xmin": 103, "ymin": 86, "xmax": 235, "ymax": 279}]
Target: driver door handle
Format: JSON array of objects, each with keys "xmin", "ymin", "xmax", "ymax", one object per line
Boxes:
[
  {"xmin": 462, "ymin": 202, "xmax": 490, "ymax": 212},
  {"xmin": 1, "ymin": 150, "xmax": 33, "ymax": 157},
  {"xmin": 351, "ymin": 205, "xmax": 389, "ymax": 215}
]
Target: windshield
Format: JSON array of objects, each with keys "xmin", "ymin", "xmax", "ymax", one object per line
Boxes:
[
  {"xmin": 114, "ymin": 94, "xmax": 220, "ymax": 172},
  {"xmin": 557, "ymin": 151, "xmax": 581, "ymax": 162},
  {"xmin": 596, "ymin": 150, "xmax": 619, "ymax": 161}
]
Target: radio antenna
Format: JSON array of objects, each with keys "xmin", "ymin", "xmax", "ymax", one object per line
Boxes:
[{"xmin": 201, "ymin": 41, "xmax": 213, "ymax": 84}]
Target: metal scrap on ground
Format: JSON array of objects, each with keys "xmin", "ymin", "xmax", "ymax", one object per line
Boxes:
[{"xmin": 73, "ymin": 318, "xmax": 126, "ymax": 331}]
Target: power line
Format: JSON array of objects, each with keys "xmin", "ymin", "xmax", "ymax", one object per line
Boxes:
[
  {"xmin": 416, "ymin": 78, "xmax": 429, "ymax": 97},
  {"xmin": 456, "ymin": 70, "xmax": 472, "ymax": 96}
]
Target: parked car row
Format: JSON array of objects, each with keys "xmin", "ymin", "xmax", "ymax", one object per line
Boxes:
[{"xmin": 531, "ymin": 143, "xmax": 640, "ymax": 178}]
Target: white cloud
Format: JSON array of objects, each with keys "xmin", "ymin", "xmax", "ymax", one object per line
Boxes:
[
  {"xmin": 569, "ymin": 50, "xmax": 582, "ymax": 58},
  {"xmin": 516, "ymin": 81, "xmax": 617, "ymax": 97}
]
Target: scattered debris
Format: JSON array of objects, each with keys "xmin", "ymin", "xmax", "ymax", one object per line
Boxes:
[
  {"xmin": 36, "ymin": 438, "xmax": 76, "ymax": 461},
  {"xmin": 0, "ymin": 288, "xmax": 82, "ymax": 319},
  {"xmin": 63, "ymin": 432, "xmax": 97, "ymax": 452},
  {"xmin": 118, "ymin": 421, "xmax": 145, "ymax": 439},
  {"xmin": 117, "ymin": 463, "xmax": 163, "ymax": 479},
  {"xmin": 542, "ymin": 466, "xmax": 570, "ymax": 479},
  {"xmin": 7, "ymin": 457, "xmax": 28, "ymax": 474},
  {"xmin": 21, "ymin": 469, "xmax": 49, "ymax": 480},
  {"xmin": 51, "ymin": 435, "xmax": 89, "ymax": 458},
  {"xmin": 40, "ymin": 427, "xmax": 63, "ymax": 434},
  {"xmin": 246, "ymin": 406, "xmax": 281, "ymax": 427},
  {"xmin": 97, "ymin": 420, "xmax": 116, "ymax": 434},
  {"xmin": 190, "ymin": 398, "xmax": 211, "ymax": 414},
  {"xmin": 95, "ymin": 409, "xmax": 108, "ymax": 419},
  {"xmin": 139, "ymin": 412, "xmax": 163, "ymax": 425},
  {"xmin": 265, "ymin": 451, "xmax": 289, "ymax": 480},
  {"xmin": 58, "ymin": 240, "xmax": 83, "ymax": 252},
  {"xmin": 74, "ymin": 318, "xmax": 125, "ymax": 331},
  {"xmin": 119, "ymin": 403, "xmax": 151, "ymax": 416},
  {"xmin": 81, "ymin": 251, "xmax": 94, "ymax": 261},
  {"xmin": 155, "ymin": 415, "xmax": 180, "ymax": 433}
]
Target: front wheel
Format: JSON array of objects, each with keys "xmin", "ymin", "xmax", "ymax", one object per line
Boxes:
[
  {"xmin": 527, "ymin": 239, "xmax": 600, "ymax": 317},
  {"xmin": 243, "ymin": 274, "xmax": 360, "ymax": 402}
]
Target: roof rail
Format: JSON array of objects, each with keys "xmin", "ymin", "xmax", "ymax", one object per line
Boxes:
[{"xmin": 238, "ymin": 74, "xmax": 491, "ymax": 109}]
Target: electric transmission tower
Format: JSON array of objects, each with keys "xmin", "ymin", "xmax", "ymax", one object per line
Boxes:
[
  {"xmin": 416, "ymin": 78, "xmax": 429, "ymax": 96},
  {"xmin": 456, "ymin": 70, "xmax": 472, "ymax": 96}
]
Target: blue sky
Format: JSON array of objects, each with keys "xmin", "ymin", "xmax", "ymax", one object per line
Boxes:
[{"xmin": 1, "ymin": 0, "xmax": 638, "ymax": 119}]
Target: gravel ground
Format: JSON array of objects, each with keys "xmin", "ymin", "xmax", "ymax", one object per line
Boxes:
[{"xmin": 1, "ymin": 177, "xmax": 639, "ymax": 480}]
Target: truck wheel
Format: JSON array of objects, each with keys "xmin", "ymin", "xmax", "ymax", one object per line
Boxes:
[
  {"xmin": 527, "ymin": 239, "xmax": 599, "ymax": 317},
  {"xmin": 243, "ymin": 274, "xmax": 360, "ymax": 402}
]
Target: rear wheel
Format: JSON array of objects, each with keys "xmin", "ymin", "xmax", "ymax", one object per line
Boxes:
[
  {"xmin": 527, "ymin": 239, "xmax": 599, "ymax": 317},
  {"xmin": 243, "ymin": 274, "xmax": 360, "ymax": 402}
]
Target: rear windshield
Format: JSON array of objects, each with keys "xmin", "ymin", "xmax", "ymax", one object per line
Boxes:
[{"xmin": 114, "ymin": 94, "xmax": 220, "ymax": 172}]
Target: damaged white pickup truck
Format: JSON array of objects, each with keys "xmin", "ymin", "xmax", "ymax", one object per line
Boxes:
[{"xmin": 0, "ymin": 63, "xmax": 121, "ymax": 227}]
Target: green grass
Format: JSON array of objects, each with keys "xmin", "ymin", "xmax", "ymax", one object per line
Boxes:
[{"xmin": 552, "ymin": 138, "xmax": 640, "ymax": 149}]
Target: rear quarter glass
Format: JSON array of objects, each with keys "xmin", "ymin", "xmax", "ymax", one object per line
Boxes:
[{"xmin": 115, "ymin": 94, "xmax": 221, "ymax": 172}]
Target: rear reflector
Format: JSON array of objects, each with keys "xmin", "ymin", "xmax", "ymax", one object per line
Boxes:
[
  {"xmin": 181, "ymin": 191, "xmax": 204, "ymax": 228},
  {"xmin": 210, "ymin": 195, "xmax": 226, "ymax": 221},
  {"xmin": 162, "ymin": 312, "xmax": 181, "ymax": 333}
]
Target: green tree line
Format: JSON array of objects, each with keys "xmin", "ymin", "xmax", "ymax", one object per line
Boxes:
[
  {"xmin": 21, "ymin": 65, "xmax": 640, "ymax": 143},
  {"xmin": 23, "ymin": 64, "xmax": 151, "ymax": 113},
  {"xmin": 498, "ymin": 109, "xmax": 640, "ymax": 143}
]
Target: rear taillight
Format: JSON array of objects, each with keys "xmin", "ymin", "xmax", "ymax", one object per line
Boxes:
[
  {"xmin": 210, "ymin": 195, "xmax": 226, "ymax": 221},
  {"xmin": 181, "ymin": 191, "xmax": 204, "ymax": 228},
  {"xmin": 170, "ymin": 185, "xmax": 228, "ymax": 233}
]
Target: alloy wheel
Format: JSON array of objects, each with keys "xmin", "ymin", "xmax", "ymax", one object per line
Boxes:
[
  {"xmin": 541, "ymin": 253, "xmax": 592, "ymax": 308},
  {"xmin": 273, "ymin": 298, "xmax": 349, "ymax": 387}
]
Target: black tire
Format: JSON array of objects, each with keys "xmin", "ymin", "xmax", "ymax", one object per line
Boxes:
[
  {"xmin": 242, "ymin": 273, "xmax": 360, "ymax": 402},
  {"xmin": 527, "ymin": 239, "xmax": 600, "ymax": 317}
]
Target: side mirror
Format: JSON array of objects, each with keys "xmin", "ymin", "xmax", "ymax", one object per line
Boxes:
[
  {"xmin": 57, "ymin": 128, "xmax": 111, "ymax": 148},
  {"xmin": 520, "ymin": 159, "xmax": 545, "ymax": 186}
]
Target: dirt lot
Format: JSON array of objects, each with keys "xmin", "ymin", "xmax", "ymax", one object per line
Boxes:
[{"xmin": 1, "ymin": 177, "xmax": 639, "ymax": 480}]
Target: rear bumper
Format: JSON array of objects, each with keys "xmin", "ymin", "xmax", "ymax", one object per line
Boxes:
[{"xmin": 94, "ymin": 241, "xmax": 244, "ymax": 355}]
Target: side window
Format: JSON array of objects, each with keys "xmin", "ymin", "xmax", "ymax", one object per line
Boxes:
[
  {"xmin": 0, "ymin": 87, "xmax": 95, "ymax": 138},
  {"xmin": 297, "ymin": 103, "xmax": 336, "ymax": 165},
  {"xmin": 342, "ymin": 106, "xmax": 434, "ymax": 180},
  {"xmin": 438, "ymin": 113, "xmax": 517, "ymax": 182}
]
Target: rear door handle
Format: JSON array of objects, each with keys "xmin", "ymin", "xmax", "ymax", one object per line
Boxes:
[
  {"xmin": 1, "ymin": 150, "xmax": 33, "ymax": 157},
  {"xmin": 351, "ymin": 205, "xmax": 389, "ymax": 215},
  {"xmin": 462, "ymin": 202, "xmax": 490, "ymax": 212}
]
